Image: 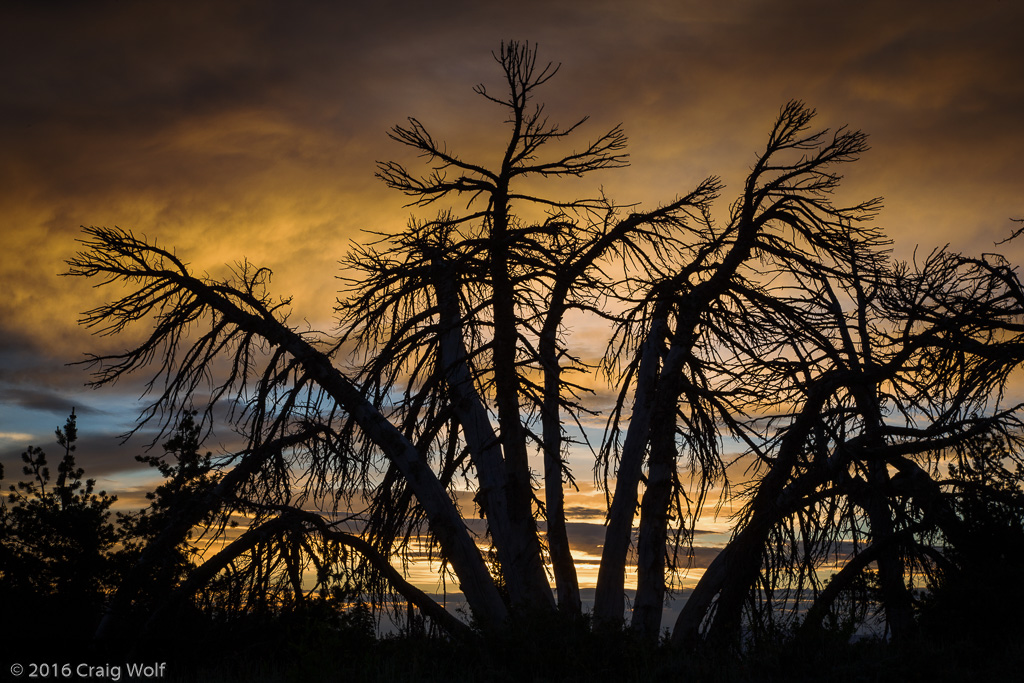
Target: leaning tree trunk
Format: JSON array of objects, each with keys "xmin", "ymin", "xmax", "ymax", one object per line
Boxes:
[
  {"xmin": 630, "ymin": 399, "xmax": 678, "ymax": 637},
  {"xmin": 165, "ymin": 263, "xmax": 511, "ymax": 628},
  {"xmin": 435, "ymin": 262, "xmax": 552, "ymax": 610},
  {"xmin": 593, "ymin": 307, "xmax": 670, "ymax": 625},
  {"xmin": 672, "ymin": 378, "xmax": 836, "ymax": 645}
]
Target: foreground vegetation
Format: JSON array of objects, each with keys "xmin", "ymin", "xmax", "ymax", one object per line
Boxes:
[
  {"xmin": 3, "ymin": 411, "xmax": 1022, "ymax": 681},
  {"xmin": 133, "ymin": 612, "xmax": 1024, "ymax": 683}
]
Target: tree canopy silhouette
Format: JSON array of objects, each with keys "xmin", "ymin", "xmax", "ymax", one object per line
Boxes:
[
  {"xmin": 1, "ymin": 410, "xmax": 119, "ymax": 653},
  {"xmin": 66, "ymin": 41, "xmax": 1024, "ymax": 648}
]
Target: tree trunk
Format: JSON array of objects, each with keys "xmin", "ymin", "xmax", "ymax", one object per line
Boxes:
[
  {"xmin": 593, "ymin": 307, "xmax": 669, "ymax": 625},
  {"xmin": 849, "ymin": 364, "xmax": 915, "ymax": 644},
  {"xmin": 630, "ymin": 404, "xmax": 677, "ymax": 637},
  {"xmin": 434, "ymin": 263, "xmax": 553, "ymax": 610},
  {"xmin": 864, "ymin": 459, "xmax": 914, "ymax": 643},
  {"xmin": 486, "ymin": 188, "xmax": 556, "ymax": 611},
  {"xmin": 184, "ymin": 276, "xmax": 511, "ymax": 627},
  {"xmin": 671, "ymin": 379, "xmax": 835, "ymax": 645},
  {"xmin": 540, "ymin": 323, "xmax": 582, "ymax": 614}
]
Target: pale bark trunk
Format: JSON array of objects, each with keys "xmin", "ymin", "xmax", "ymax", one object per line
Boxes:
[
  {"xmin": 593, "ymin": 308, "xmax": 669, "ymax": 624},
  {"xmin": 606, "ymin": 200, "xmax": 761, "ymax": 629},
  {"xmin": 435, "ymin": 268, "xmax": 551, "ymax": 609},
  {"xmin": 484, "ymin": 178, "xmax": 556, "ymax": 610},
  {"xmin": 630, "ymin": 412, "xmax": 677, "ymax": 637},
  {"xmin": 183, "ymin": 277, "xmax": 510, "ymax": 627},
  {"xmin": 285, "ymin": 333, "xmax": 510, "ymax": 626}
]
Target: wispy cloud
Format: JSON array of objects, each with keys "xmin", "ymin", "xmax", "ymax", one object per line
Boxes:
[{"xmin": 0, "ymin": 432, "xmax": 34, "ymax": 442}]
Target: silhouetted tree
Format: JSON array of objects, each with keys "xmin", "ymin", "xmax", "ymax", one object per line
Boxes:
[
  {"xmin": 913, "ymin": 433, "xmax": 1024, "ymax": 647},
  {"xmin": 112, "ymin": 410, "xmax": 215, "ymax": 611},
  {"xmin": 1, "ymin": 410, "xmax": 119, "ymax": 652},
  {"xmin": 674, "ymin": 245, "xmax": 1024, "ymax": 646},
  {"xmin": 594, "ymin": 100, "xmax": 887, "ymax": 635},
  {"xmin": 66, "ymin": 41, "xmax": 1024, "ymax": 651}
]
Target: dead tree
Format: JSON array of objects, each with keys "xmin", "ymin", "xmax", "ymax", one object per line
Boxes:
[
  {"xmin": 68, "ymin": 42, "xmax": 1024, "ymax": 649},
  {"xmin": 595, "ymin": 101, "xmax": 885, "ymax": 634},
  {"xmin": 670, "ymin": 244, "xmax": 1024, "ymax": 646},
  {"xmin": 76, "ymin": 42, "xmax": 717, "ymax": 637}
]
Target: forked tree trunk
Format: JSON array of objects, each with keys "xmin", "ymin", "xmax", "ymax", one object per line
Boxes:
[
  {"xmin": 593, "ymin": 307, "xmax": 670, "ymax": 624},
  {"xmin": 435, "ymin": 267, "xmax": 552, "ymax": 610},
  {"xmin": 618, "ymin": 196, "xmax": 764, "ymax": 630}
]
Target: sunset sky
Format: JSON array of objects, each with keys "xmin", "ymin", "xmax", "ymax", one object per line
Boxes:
[{"xmin": 2, "ymin": 1, "xmax": 1023, "ymax": 592}]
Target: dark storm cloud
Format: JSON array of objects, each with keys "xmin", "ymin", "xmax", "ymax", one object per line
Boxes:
[
  {"xmin": 5, "ymin": 0, "xmax": 1022, "ymax": 187},
  {"xmin": 2, "ymin": 0, "xmax": 537, "ymax": 138},
  {"xmin": 564, "ymin": 506, "xmax": 609, "ymax": 519},
  {"xmin": 0, "ymin": 425, "xmax": 149, "ymax": 490},
  {"xmin": 0, "ymin": 385, "xmax": 100, "ymax": 417}
]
